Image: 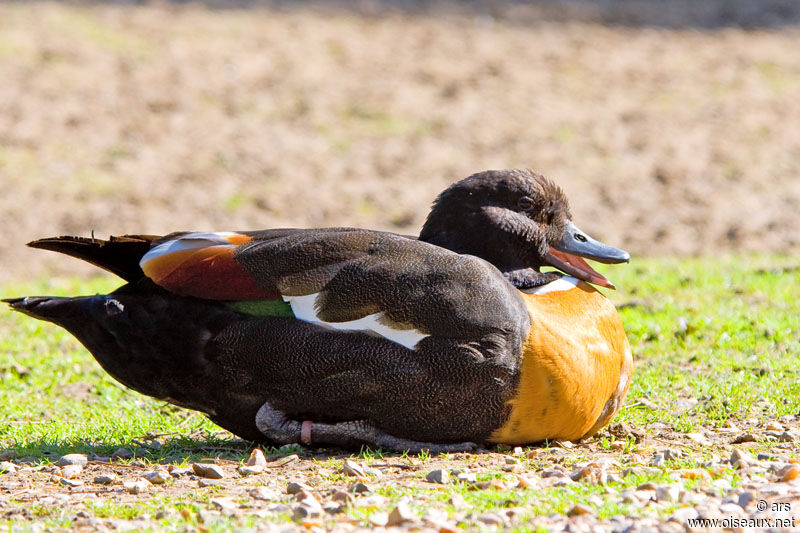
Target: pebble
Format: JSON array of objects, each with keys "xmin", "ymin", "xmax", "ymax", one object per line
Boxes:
[
  {"xmin": 426, "ymin": 469, "xmax": 449, "ymax": 484},
  {"xmin": 368, "ymin": 512, "xmax": 389, "ymax": 526},
  {"xmin": 168, "ymin": 466, "xmax": 193, "ymax": 478},
  {"xmin": 730, "ymin": 448, "xmax": 754, "ymax": 468},
  {"xmin": 331, "ymin": 489, "xmax": 353, "ymax": 504},
  {"xmin": 192, "ymin": 463, "xmax": 224, "ymax": 479},
  {"xmin": 112, "ymin": 448, "xmax": 134, "ymax": 460},
  {"xmin": 476, "ymin": 512, "xmax": 505, "ymax": 525},
  {"xmin": 570, "ymin": 464, "xmax": 599, "ymax": 481},
  {"xmin": 650, "ymin": 454, "xmax": 665, "ymax": 467},
  {"xmin": 737, "ymin": 491, "xmax": 757, "ymax": 508},
  {"xmin": 757, "ymin": 453, "xmax": 775, "ymax": 461},
  {"xmin": 0, "ymin": 462, "xmax": 18, "ymax": 474},
  {"xmin": 387, "ymin": 502, "xmax": 415, "ymax": 526},
  {"xmin": 0, "ymin": 450, "xmax": 18, "ymax": 461},
  {"xmin": 237, "ymin": 465, "xmax": 264, "ymax": 476},
  {"xmin": 60, "ymin": 465, "xmax": 82, "ymax": 479},
  {"xmin": 776, "ymin": 463, "xmax": 799, "ymax": 482},
  {"xmin": 287, "ymin": 481, "xmax": 312, "ymax": 494},
  {"xmin": 143, "ymin": 470, "xmax": 170, "ymax": 484},
  {"xmin": 246, "ymin": 448, "xmax": 267, "ymax": 467},
  {"xmin": 93, "ymin": 474, "xmax": 116, "ymax": 485},
  {"xmin": 123, "ymin": 480, "xmax": 149, "ymax": 494},
  {"xmin": 210, "ymin": 497, "xmax": 237, "ymax": 513},
  {"xmin": 686, "ymin": 432, "xmax": 712, "ymax": 446},
  {"xmin": 655, "ymin": 485, "xmax": 680, "ymax": 503},
  {"xmin": 56, "ymin": 454, "xmax": 88, "ymax": 467},
  {"xmin": 731, "ymin": 433, "xmax": 757, "ymax": 444},
  {"xmin": 198, "ymin": 478, "xmax": 220, "ymax": 488},
  {"xmin": 59, "ymin": 477, "xmax": 84, "ymax": 487},
  {"xmin": 249, "ymin": 487, "xmax": 280, "ymax": 501},
  {"xmin": 324, "ymin": 502, "xmax": 345, "ymax": 515},
  {"xmin": 567, "ymin": 503, "xmax": 593, "ymax": 517},
  {"xmin": 670, "ymin": 507, "xmax": 699, "ymax": 523},
  {"xmin": 342, "ymin": 460, "xmax": 367, "ymax": 478},
  {"xmin": 349, "ymin": 481, "xmax": 371, "ymax": 494},
  {"xmin": 504, "ymin": 456, "xmax": 520, "ymax": 465},
  {"xmin": 636, "ymin": 482, "xmax": 657, "ymax": 491},
  {"xmin": 455, "ymin": 472, "xmax": 477, "ymax": 483},
  {"xmin": 269, "ymin": 454, "xmax": 299, "ymax": 467}
]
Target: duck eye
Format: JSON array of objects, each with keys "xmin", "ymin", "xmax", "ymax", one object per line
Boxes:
[
  {"xmin": 518, "ymin": 197, "xmax": 534, "ymax": 210},
  {"xmin": 574, "ymin": 233, "xmax": 588, "ymax": 243}
]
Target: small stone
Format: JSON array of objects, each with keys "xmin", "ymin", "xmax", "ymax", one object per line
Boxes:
[
  {"xmin": 686, "ymin": 432, "xmax": 712, "ymax": 446},
  {"xmin": 388, "ymin": 502, "xmax": 415, "ymax": 526},
  {"xmin": 112, "ymin": 448, "xmax": 134, "ymax": 460},
  {"xmin": 426, "ymin": 469, "xmax": 450, "ymax": 484},
  {"xmin": 512, "ymin": 446, "xmax": 524, "ymax": 455},
  {"xmin": 268, "ymin": 454, "xmax": 299, "ymax": 467},
  {"xmin": 0, "ymin": 450, "xmax": 18, "ymax": 461},
  {"xmin": 567, "ymin": 503, "xmax": 593, "ymax": 516},
  {"xmin": 168, "ymin": 465, "xmax": 193, "ymax": 478},
  {"xmin": 130, "ymin": 459, "xmax": 147, "ymax": 468},
  {"xmin": 776, "ymin": 463, "xmax": 800, "ymax": 482},
  {"xmin": 59, "ymin": 477, "xmax": 84, "ymax": 487},
  {"xmin": 0, "ymin": 462, "xmax": 18, "ymax": 474},
  {"xmin": 681, "ymin": 469, "xmax": 709, "ymax": 480},
  {"xmin": 570, "ymin": 463, "xmax": 599, "ymax": 481},
  {"xmin": 757, "ymin": 453, "xmax": 775, "ymax": 461},
  {"xmin": 287, "ymin": 481, "xmax": 312, "ymax": 494},
  {"xmin": 448, "ymin": 493, "xmax": 469, "ymax": 509},
  {"xmin": 123, "ymin": 480, "xmax": 149, "ymax": 494},
  {"xmin": 246, "ymin": 448, "xmax": 267, "ymax": 467},
  {"xmin": 737, "ymin": 491, "xmax": 757, "ymax": 508},
  {"xmin": 349, "ymin": 481, "xmax": 371, "ymax": 494},
  {"xmin": 60, "ymin": 465, "xmax": 82, "ymax": 479},
  {"xmin": 342, "ymin": 460, "xmax": 367, "ymax": 478},
  {"xmin": 731, "ymin": 433, "xmax": 757, "ymax": 444},
  {"xmin": 504, "ymin": 456, "xmax": 520, "ymax": 465},
  {"xmin": 210, "ymin": 497, "xmax": 237, "ymax": 513},
  {"xmin": 650, "ymin": 453, "xmax": 665, "ymax": 467},
  {"xmin": 143, "ymin": 470, "xmax": 170, "ymax": 484},
  {"xmin": 331, "ymin": 489, "xmax": 353, "ymax": 503},
  {"xmin": 198, "ymin": 478, "xmax": 220, "ymax": 488},
  {"xmin": 636, "ymin": 482, "xmax": 657, "ymax": 491},
  {"xmin": 455, "ymin": 472, "xmax": 477, "ymax": 483},
  {"xmin": 368, "ymin": 512, "xmax": 389, "ymax": 526},
  {"xmin": 476, "ymin": 512, "xmax": 505, "ymax": 525},
  {"xmin": 56, "ymin": 454, "xmax": 88, "ymax": 467},
  {"xmin": 670, "ymin": 507, "xmax": 699, "ymax": 523},
  {"xmin": 515, "ymin": 475, "xmax": 537, "ymax": 489},
  {"xmin": 662, "ymin": 448, "xmax": 684, "ymax": 461},
  {"xmin": 93, "ymin": 474, "xmax": 116, "ymax": 485},
  {"xmin": 655, "ymin": 485, "xmax": 680, "ymax": 503},
  {"xmin": 249, "ymin": 486, "xmax": 280, "ymax": 501},
  {"xmin": 323, "ymin": 502, "xmax": 344, "ymax": 515},
  {"xmin": 237, "ymin": 465, "xmax": 264, "ymax": 476},
  {"xmin": 730, "ymin": 449, "xmax": 754, "ymax": 469},
  {"xmin": 192, "ymin": 463, "xmax": 224, "ymax": 479}
]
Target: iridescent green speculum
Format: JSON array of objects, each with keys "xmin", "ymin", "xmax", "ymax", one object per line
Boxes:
[{"xmin": 227, "ymin": 299, "xmax": 294, "ymax": 317}]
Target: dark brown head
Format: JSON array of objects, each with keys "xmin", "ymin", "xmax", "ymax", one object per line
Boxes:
[{"xmin": 419, "ymin": 169, "xmax": 629, "ymax": 289}]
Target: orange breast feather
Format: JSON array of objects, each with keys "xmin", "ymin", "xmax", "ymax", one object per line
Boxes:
[{"xmin": 490, "ymin": 282, "xmax": 632, "ymax": 444}]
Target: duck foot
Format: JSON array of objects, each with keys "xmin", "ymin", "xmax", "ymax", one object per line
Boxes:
[{"xmin": 255, "ymin": 402, "xmax": 477, "ymax": 454}]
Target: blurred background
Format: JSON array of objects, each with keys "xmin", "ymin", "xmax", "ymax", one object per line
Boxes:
[{"xmin": 1, "ymin": 0, "xmax": 798, "ymax": 281}]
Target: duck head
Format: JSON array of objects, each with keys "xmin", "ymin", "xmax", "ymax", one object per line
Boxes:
[{"xmin": 419, "ymin": 169, "xmax": 630, "ymax": 289}]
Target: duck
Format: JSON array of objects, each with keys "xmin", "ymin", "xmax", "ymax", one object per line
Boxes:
[{"xmin": 4, "ymin": 169, "xmax": 632, "ymax": 453}]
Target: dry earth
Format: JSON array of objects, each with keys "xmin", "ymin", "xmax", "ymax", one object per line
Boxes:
[{"xmin": 1, "ymin": 3, "xmax": 800, "ymax": 282}]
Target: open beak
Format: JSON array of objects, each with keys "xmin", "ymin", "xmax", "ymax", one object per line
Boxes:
[{"xmin": 544, "ymin": 221, "xmax": 630, "ymax": 290}]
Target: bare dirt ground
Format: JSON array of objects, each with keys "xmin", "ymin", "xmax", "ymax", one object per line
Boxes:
[{"xmin": 1, "ymin": 3, "xmax": 800, "ymax": 282}]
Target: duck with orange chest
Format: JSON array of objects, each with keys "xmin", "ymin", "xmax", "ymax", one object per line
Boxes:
[{"xmin": 5, "ymin": 169, "xmax": 632, "ymax": 452}]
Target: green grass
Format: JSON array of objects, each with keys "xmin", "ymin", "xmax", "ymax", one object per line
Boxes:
[{"xmin": 0, "ymin": 255, "xmax": 798, "ymax": 529}]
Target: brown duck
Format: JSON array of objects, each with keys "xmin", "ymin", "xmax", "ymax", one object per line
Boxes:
[{"xmin": 5, "ymin": 169, "xmax": 632, "ymax": 452}]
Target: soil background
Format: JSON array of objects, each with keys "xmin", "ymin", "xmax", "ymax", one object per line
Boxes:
[{"xmin": 1, "ymin": 1, "xmax": 799, "ymax": 282}]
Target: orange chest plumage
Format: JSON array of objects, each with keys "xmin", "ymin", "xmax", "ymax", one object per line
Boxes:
[{"xmin": 490, "ymin": 280, "xmax": 632, "ymax": 444}]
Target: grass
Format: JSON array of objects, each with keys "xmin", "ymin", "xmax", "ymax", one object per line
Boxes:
[{"xmin": 0, "ymin": 254, "xmax": 798, "ymax": 530}]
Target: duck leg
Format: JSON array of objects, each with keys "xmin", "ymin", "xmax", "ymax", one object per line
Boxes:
[{"xmin": 255, "ymin": 402, "xmax": 476, "ymax": 454}]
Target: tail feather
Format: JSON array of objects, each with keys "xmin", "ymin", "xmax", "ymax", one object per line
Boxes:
[{"xmin": 28, "ymin": 235, "xmax": 160, "ymax": 281}]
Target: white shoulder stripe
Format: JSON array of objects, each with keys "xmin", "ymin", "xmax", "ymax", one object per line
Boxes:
[
  {"xmin": 140, "ymin": 232, "xmax": 238, "ymax": 267},
  {"xmin": 526, "ymin": 276, "xmax": 579, "ymax": 295},
  {"xmin": 283, "ymin": 293, "xmax": 429, "ymax": 350}
]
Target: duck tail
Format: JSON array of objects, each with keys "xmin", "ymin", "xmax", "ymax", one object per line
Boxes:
[{"xmin": 28, "ymin": 235, "xmax": 159, "ymax": 282}]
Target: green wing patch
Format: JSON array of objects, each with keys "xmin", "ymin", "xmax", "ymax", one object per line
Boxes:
[{"xmin": 227, "ymin": 299, "xmax": 294, "ymax": 318}]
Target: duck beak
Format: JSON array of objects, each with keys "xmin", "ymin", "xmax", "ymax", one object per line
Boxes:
[{"xmin": 544, "ymin": 221, "xmax": 630, "ymax": 290}]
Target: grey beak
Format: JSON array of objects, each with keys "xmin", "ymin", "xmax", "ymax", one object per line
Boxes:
[{"xmin": 553, "ymin": 221, "xmax": 631, "ymax": 264}]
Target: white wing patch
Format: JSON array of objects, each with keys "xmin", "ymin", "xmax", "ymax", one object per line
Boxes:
[
  {"xmin": 283, "ymin": 293, "xmax": 429, "ymax": 350},
  {"xmin": 526, "ymin": 276, "xmax": 579, "ymax": 295},
  {"xmin": 141, "ymin": 232, "xmax": 239, "ymax": 267}
]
